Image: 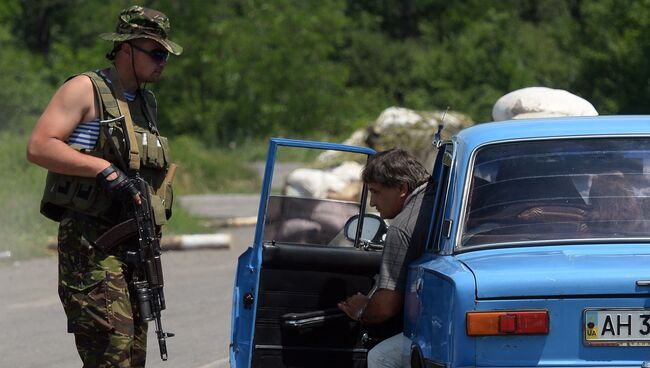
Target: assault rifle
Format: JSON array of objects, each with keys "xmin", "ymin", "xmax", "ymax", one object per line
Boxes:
[
  {"xmin": 93, "ymin": 115, "xmax": 174, "ymax": 361},
  {"xmin": 94, "ymin": 174, "xmax": 175, "ymax": 361},
  {"xmin": 128, "ymin": 174, "xmax": 175, "ymax": 361}
]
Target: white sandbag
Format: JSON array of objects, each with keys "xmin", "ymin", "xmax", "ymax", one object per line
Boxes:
[
  {"xmin": 492, "ymin": 87, "xmax": 598, "ymax": 121},
  {"xmin": 284, "ymin": 161, "xmax": 364, "ymax": 199}
]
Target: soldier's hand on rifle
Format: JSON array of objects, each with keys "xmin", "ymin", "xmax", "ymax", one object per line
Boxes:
[{"xmin": 97, "ymin": 164, "xmax": 142, "ymax": 205}]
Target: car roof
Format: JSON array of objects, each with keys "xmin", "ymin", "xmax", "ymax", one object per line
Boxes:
[{"xmin": 455, "ymin": 115, "xmax": 650, "ymax": 149}]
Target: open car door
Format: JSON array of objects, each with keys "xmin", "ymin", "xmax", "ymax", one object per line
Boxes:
[{"xmin": 231, "ymin": 138, "xmax": 385, "ymax": 368}]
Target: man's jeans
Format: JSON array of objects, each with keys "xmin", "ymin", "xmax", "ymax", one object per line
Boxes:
[{"xmin": 367, "ymin": 333, "xmax": 411, "ymax": 368}]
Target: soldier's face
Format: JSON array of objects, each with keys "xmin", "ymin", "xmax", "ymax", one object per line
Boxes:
[{"xmin": 129, "ymin": 39, "xmax": 168, "ymax": 83}]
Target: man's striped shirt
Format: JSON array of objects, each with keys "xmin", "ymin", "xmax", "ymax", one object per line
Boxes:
[
  {"xmin": 66, "ymin": 70, "xmax": 136, "ymax": 150},
  {"xmin": 67, "ymin": 120, "xmax": 101, "ymax": 150}
]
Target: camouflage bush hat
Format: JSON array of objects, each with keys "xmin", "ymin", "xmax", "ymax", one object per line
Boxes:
[{"xmin": 100, "ymin": 5, "xmax": 183, "ymax": 55}]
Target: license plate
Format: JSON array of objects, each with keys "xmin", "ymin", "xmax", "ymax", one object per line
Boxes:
[{"xmin": 584, "ymin": 309, "xmax": 650, "ymax": 346}]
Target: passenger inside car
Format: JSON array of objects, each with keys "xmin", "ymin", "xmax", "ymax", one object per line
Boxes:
[
  {"xmin": 466, "ymin": 157, "xmax": 589, "ymax": 241},
  {"xmin": 464, "ymin": 140, "xmax": 650, "ymax": 247},
  {"xmin": 586, "ymin": 171, "xmax": 645, "ymax": 236}
]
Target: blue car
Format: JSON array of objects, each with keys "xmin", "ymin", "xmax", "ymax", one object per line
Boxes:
[{"xmin": 231, "ymin": 116, "xmax": 650, "ymax": 368}]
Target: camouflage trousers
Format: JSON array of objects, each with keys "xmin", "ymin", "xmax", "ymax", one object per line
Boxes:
[{"xmin": 57, "ymin": 212, "xmax": 148, "ymax": 367}]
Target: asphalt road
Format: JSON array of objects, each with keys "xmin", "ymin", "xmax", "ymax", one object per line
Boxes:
[
  {"xmin": 0, "ymin": 162, "xmax": 302, "ymax": 367},
  {"xmin": 0, "ymin": 215, "xmax": 257, "ymax": 368}
]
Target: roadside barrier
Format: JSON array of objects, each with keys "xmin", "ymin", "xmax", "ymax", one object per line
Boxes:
[{"xmin": 46, "ymin": 233, "xmax": 231, "ymax": 251}]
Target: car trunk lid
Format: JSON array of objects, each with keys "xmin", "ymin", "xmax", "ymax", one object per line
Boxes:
[{"xmin": 458, "ymin": 243, "xmax": 650, "ymax": 299}]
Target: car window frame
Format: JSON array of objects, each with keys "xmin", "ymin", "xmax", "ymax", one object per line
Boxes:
[
  {"xmin": 425, "ymin": 142, "xmax": 454, "ymax": 254},
  {"xmin": 456, "ymin": 136, "xmax": 650, "ymax": 252}
]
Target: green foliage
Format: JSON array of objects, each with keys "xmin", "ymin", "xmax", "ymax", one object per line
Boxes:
[
  {"xmin": 164, "ymin": 203, "xmax": 210, "ymax": 235},
  {"xmin": 156, "ymin": 0, "xmax": 357, "ymax": 145},
  {"xmin": 411, "ymin": 6, "xmax": 579, "ymax": 121},
  {"xmin": 170, "ymin": 135, "xmax": 261, "ymax": 194},
  {"xmin": 6, "ymin": 0, "xmax": 650, "ymax": 261},
  {"xmin": 575, "ymin": 0, "xmax": 650, "ymax": 114},
  {"xmin": 0, "ymin": 26, "xmax": 52, "ymax": 133},
  {"xmin": 7, "ymin": 0, "xmax": 650, "ymax": 140}
]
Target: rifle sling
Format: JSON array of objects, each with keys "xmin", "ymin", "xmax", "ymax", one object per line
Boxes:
[{"xmin": 107, "ymin": 66, "xmax": 141, "ymax": 171}]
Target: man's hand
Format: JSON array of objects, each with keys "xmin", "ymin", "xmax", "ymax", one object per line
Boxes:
[
  {"xmin": 338, "ymin": 292, "xmax": 369, "ymax": 321},
  {"xmin": 97, "ymin": 164, "xmax": 142, "ymax": 204},
  {"xmin": 339, "ymin": 289, "xmax": 403, "ymax": 324}
]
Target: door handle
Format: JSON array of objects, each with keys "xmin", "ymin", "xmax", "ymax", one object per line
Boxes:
[
  {"xmin": 415, "ymin": 277, "xmax": 423, "ymax": 294},
  {"xmin": 243, "ymin": 292, "xmax": 254, "ymax": 309},
  {"xmin": 636, "ymin": 280, "xmax": 650, "ymax": 286},
  {"xmin": 282, "ymin": 308, "xmax": 346, "ymax": 329}
]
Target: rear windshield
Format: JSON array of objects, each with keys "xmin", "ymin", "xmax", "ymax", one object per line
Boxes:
[{"xmin": 462, "ymin": 138, "xmax": 650, "ymax": 247}]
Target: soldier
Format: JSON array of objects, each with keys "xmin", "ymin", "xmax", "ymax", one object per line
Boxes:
[{"xmin": 26, "ymin": 5, "xmax": 182, "ymax": 367}]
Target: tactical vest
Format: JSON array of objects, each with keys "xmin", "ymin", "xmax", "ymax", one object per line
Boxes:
[{"xmin": 40, "ymin": 67, "xmax": 175, "ymax": 226}]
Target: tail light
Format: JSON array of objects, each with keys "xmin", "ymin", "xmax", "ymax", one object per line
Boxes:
[{"xmin": 466, "ymin": 310, "xmax": 549, "ymax": 336}]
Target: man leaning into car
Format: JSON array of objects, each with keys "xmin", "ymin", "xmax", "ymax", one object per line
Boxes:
[{"xmin": 338, "ymin": 148, "xmax": 430, "ymax": 368}]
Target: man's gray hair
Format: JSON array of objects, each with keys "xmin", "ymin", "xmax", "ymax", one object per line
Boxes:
[{"xmin": 362, "ymin": 148, "xmax": 429, "ymax": 192}]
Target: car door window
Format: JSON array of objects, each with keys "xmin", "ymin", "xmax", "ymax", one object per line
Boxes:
[
  {"xmin": 263, "ymin": 195, "xmax": 361, "ymax": 246},
  {"xmin": 261, "ymin": 146, "xmax": 372, "ymax": 247}
]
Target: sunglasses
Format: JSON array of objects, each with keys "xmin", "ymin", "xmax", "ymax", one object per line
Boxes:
[{"xmin": 129, "ymin": 43, "xmax": 169, "ymax": 62}]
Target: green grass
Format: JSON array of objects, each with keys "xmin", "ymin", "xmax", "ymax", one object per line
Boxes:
[
  {"xmin": 1, "ymin": 132, "xmax": 260, "ymax": 262},
  {"xmin": 0, "ymin": 131, "xmax": 57, "ymax": 262},
  {"xmin": 170, "ymin": 135, "xmax": 261, "ymax": 194},
  {"xmin": 2, "ymin": 131, "xmax": 335, "ymax": 262}
]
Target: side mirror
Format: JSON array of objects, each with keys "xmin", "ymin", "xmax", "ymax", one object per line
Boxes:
[{"xmin": 343, "ymin": 214, "xmax": 387, "ymax": 248}]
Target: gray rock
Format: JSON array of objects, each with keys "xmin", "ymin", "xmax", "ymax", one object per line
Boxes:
[{"xmin": 287, "ymin": 107, "xmax": 474, "ymax": 199}]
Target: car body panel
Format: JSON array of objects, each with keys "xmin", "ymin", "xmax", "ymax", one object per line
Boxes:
[
  {"xmin": 406, "ymin": 116, "xmax": 650, "ymax": 367},
  {"xmin": 458, "ymin": 245, "xmax": 650, "ymax": 299},
  {"xmin": 230, "ymin": 247, "xmax": 255, "ymax": 368},
  {"xmin": 405, "ymin": 254, "xmax": 478, "ymax": 368},
  {"xmin": 407, "ymin": 244, "xmax": 650, "ymax": 367},
  {"xmin": 454, "ymin": 115, "xmax": 650, "ymax": 149},
  {"xmin": 473, "ymin": 297, "xmax": 650, "ymax": 366}
]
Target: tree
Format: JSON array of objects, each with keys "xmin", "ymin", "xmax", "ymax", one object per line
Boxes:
[
  {"xmin": 156, "ymin": 0, "xmax": 356, "ymax": 144},
  {"xmin": 574, "ymin": 0, "xmax": 650, "ymax": 114}
]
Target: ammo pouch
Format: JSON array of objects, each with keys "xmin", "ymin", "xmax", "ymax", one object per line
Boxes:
[
  {"xmin": 126, "ymin": 125, "xmax": 174, "ymax": 226},
  {"xmin": 133, "ymin": 125, "xmax": 172, "ymax": 170},
  {"xmin": 40, "ymin": 172, "xmax": 113, "ymax": 222},
  {"xmin": 98, "ymin": 121, "xmax": 174, "ymax": 226},
  {"xmin": 143, "ymin": 165, "xmax": 175, "ymax": 227},
  {"xmin": 40, "ymin": 166, "xmax": 175, "ymax": 225}
]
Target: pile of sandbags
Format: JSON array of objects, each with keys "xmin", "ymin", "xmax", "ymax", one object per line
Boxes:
[
  {"xmin": 285, "ymin": 107, "xmax": 473, "ymax": 200},
  {"xmin": 284, "ymin": 161, "xmax": 364, "ymax": 200},
  {"xmin": 284, "ymin": 87, "xmax": 598, "ymax": 201}
]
